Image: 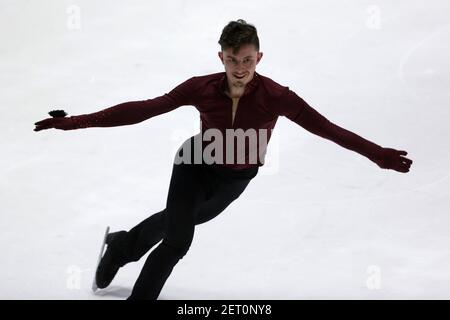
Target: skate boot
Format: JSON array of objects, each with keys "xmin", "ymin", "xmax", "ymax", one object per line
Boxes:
[{"xmin": 92, "ymin": 227, "xmax": 128, "ymax": 291}]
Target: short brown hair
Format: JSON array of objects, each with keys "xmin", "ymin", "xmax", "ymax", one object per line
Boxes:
[{"xmin": 218, "ymin": 19, "xmax": 260, "ymax": 54}]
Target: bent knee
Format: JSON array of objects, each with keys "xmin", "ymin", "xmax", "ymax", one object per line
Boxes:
[{"xmin": 162, "ymin": 239, "xmax": 191, "ymax": 259}]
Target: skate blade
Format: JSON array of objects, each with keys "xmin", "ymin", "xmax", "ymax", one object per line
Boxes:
[{"xmin": 92, "ymin": 226, "xmax": 110, "ymax": 293}]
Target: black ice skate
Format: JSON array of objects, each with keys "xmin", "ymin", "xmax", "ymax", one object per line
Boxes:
[{"xmin": 92, "ymin": 226, "xmax": 127, "ymax": 292}]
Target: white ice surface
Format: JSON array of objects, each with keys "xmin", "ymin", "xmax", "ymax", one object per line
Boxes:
[{"xmin": 1, "ymin": 0, "xmax": 449, "ymax": 299}]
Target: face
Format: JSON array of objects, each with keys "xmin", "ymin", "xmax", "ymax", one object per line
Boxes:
[{"xmin": 218, "ymin": 43, "xmax": 263, "ymax": 90}]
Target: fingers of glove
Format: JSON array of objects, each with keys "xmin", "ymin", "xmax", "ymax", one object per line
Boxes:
[
  {"xmin": 396, "ymin": 166, "xmax": 409, "ymax": 173},
  {"xmin": 399, "ymin": 164, "xmax": 410, "ymax": 173},
  {"xmin": 384, "ymin": 149, "xmax": 408, "ymax": 159},
  {"xmin": 387, "ymin": 153, "xmax": 412, "ymax": 166},
  {"xmin": 34, "ymin": 119, "xmax": 68, "ymax": 131},
  {"xmin": 405, "ymin": 160, "xmax": 412, "ymax": 169},
  {"xmin": 396, "ymin": 160, "xmax": 411, "ymax": 172},
  {"xmin": 34, "ymin": 124, "xmax": 53, "ymax": 131},
  {"xmin": 378, "ymin": 158, "xmax": 410, "ymax": 172},
  {"xmin": 401, "ymin": 157, "xmax": 413, "ymax": 165},
  {"xmin": 34, "ymin": 118, "xmax": 55, "ymax": 126}
]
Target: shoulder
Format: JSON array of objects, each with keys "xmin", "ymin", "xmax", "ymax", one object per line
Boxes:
[
  {"xmin": 181, "ymin": 72, "xmax": 226, "ymax": 99},
  {"xmin": 171, "ymin": 72, "xmax": 224, "ymax": 97},
  {"xmin": 255, "ymin": 73, "xmax": 311, "ymax": 117},
  {"xmin": 189, "ymin": 72, "xmax": 225, "ymax": 85},
  {"xmin": 256, "ymin": 73, "xmax": 290, "ymax": 99}
]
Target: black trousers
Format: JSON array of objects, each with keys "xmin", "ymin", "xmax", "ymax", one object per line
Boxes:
[{"xmin": 112, "ymin": 135, "xmax": 259, "ymax": 299}]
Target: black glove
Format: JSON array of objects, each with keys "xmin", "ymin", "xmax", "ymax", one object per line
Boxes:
[
  {"xmin": 34, "ymin": 109, "xmax": 75, "ymax": 131},
  {"xmin": 374, "ymin": 148, "xmax": 413, "ymax": 173}
]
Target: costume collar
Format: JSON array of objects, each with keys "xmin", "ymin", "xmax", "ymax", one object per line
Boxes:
[{"xmin": 219, "ymin": 71, "xmax": 260, "ymax": 97}]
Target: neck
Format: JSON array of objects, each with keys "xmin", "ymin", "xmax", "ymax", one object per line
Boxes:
[
  {"xmin": 226, "ymin": 73, "xmax": 254, "ymax": 98},
  {"xmin": 227, "ymin": 87, "xmax": 244, "ymax": 98}
]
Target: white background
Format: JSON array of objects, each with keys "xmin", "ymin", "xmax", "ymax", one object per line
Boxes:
[{"xmin": 1, "ymin": 0, "xmax": 449, "ymax": 299}]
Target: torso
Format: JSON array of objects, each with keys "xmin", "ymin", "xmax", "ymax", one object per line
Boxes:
[{"xmin": 193, "ymin": 72, "xmax": 282, "ymax": 169}]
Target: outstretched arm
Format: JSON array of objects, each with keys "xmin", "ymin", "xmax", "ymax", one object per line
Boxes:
[
  {"xmin": 277, "ymin": 89, "xmax": 413, "ymax": 173},
  {"xmin": 34, "ymin": 76, "xmax": 198, "ymax": 131}
]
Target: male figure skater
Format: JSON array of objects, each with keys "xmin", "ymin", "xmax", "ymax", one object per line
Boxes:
[{"xmin": 34, "ymin": 19, "xmax": 413, "ymax": 299}]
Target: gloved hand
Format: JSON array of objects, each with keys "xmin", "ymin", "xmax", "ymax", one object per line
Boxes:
[
  {"xmin": 34, "ymin": 109, "xmax": 75, "ymax": 131},
  {"xmin": 373, "ymin": 147, "xmax": 413, "ymax": 173},
  {"xmin": 34, "ymin": 117, "xmax": 75, "ymax": 131}
]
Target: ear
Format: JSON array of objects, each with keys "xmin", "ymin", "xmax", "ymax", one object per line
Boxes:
[
  {"xmin": 218, "ymin": 51, "xmax": 224, "ymax": 64},
  {"xmin": 256, "ymin": 52, "xmax": 263, "ymax": 65}
]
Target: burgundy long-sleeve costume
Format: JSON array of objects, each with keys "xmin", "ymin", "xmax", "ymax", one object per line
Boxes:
[
  {"xmin": 55, "ymin": 71, "xmax": 390, "ymax": 299},
  {"xmin": 67, "ymin": 71, "xmax": 383, "ymax": 169}
]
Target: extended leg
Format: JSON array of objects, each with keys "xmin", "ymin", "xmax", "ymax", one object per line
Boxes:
[
  {"xmin": 128, "ymin": 161, "xmax": 206, "ymax": 300},
  {"xmin": 116, "ymin": 169, "xmax": 253, "ymax": 264},
  {"xmin": 112, "ymin": 163, "xmax": 255, "ymax": 264}
]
